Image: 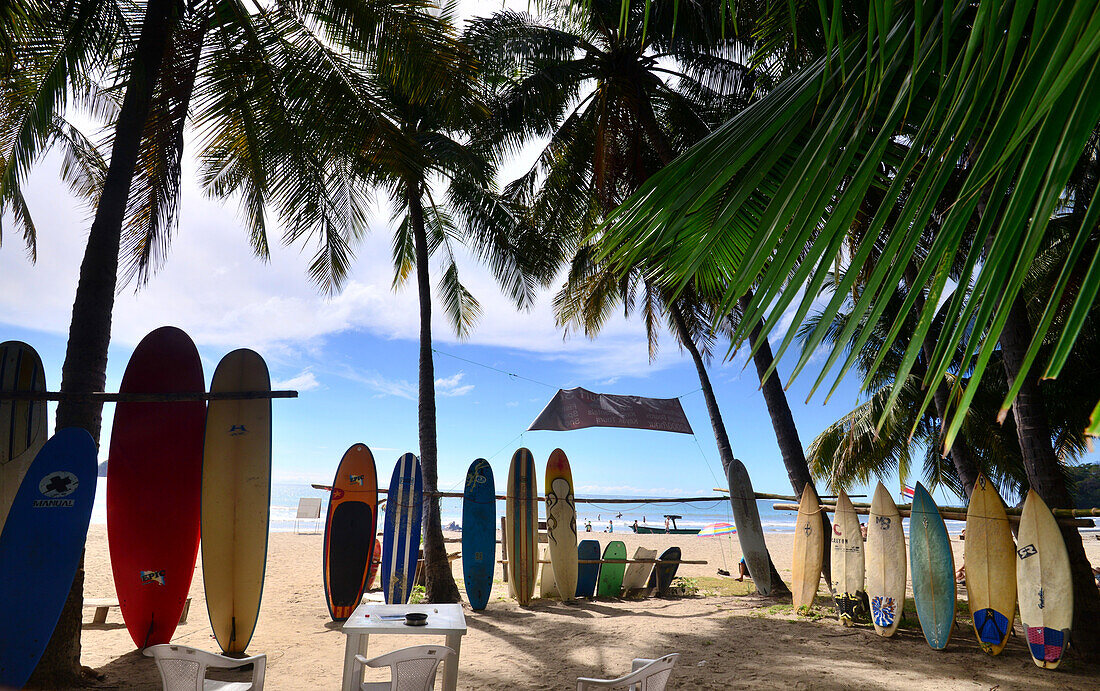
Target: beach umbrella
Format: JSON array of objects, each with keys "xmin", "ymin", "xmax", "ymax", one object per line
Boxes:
[{"xmin": 699, "ymin": 522, "xmax": 737, "ymax": 536}]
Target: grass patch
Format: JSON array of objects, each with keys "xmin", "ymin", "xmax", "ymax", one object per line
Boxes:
[{"xmin": 692, "ymin": 577, "xmax": 758, "ymax": 597}]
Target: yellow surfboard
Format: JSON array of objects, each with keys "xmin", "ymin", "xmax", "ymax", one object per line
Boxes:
[
  {"xmin": 545, "ymin": 448, "xmax": 578, "ymax": 602},
  {"xmin": 201, "ymin": 349, "xmax": 271, "ymax": 654},
  {"xmin": 0, "ymin": 341, "xmax": 47, "ymax": 534},
  {"xmin": 792, "ymin": 485, "xmax": 824, "ymax": 609},
  {"xmin": 965, "ymin": 474, "xmax": 1016, "ymax": 655},
  {"xmin": 866, "ymin": 482, "xmax": 906, "ymax": 636}
]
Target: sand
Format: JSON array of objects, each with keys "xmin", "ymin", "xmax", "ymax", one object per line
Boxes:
[{"xmin": 70, "ymin": 526, "xmax": 1100, "ymax": 689}]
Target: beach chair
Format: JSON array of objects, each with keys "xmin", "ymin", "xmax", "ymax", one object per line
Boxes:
[
  {"xmin": 295, "ymin": 497, "xmax": 322, "ymax": 534},
  {"xmin": 576, "ymin": 654, "xmax": 679, "ymax": 691},
  {"xmin": 143, "ymin": 644, "xmax": 266, "ymax": 691},
  {"xmin": 351, "ymin": 644, "xmax": 456, "ymax": 690}
]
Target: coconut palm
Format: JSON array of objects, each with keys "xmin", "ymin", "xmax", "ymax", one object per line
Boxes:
[
  {"xmin": 345, "ymin": 7, "xmax": 545, "ymax": 602},
  {"xmin": 468, "ymin": 0, "xmax": 839, "ymax": 593},
  {"xmin": 3, "ymin": 0, "xmax": 448, "ymax": 682},
  {"xmin": 598, "ymin": 0, "xmax": 1100, "ymax": 655}
]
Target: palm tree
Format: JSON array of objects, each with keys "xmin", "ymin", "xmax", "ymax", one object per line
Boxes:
[
  {"xmin": 597, "ymin": 1, "xmax": 1100, "ymax": 655},
  {"xmin": 468, "ymin": 1, "xmax": 838, "ymax": 594},
  {"xmin": 345, "ymin": 10, "xmax": 544, "ymax": 603},
  {"xmin": 3, "ymin": 0, "xmax": 447, "ymax": 682}
]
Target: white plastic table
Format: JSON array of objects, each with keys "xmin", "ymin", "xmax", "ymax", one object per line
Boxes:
[{"xmin": 340, "ymin": 603, "xmax": 467, "ymax": 691}]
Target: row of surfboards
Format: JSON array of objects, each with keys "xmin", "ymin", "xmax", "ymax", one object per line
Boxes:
[
  {"xmin": 0, "ymin": 330, "xmax": 276, "ymax": 687},
  {"xmin": 536, "ymin": 541, "xmax": 683, "ymax": 600},
  {"xmin": 792, "ymin": 476, "xmax": 1074, "ymax": 669}
]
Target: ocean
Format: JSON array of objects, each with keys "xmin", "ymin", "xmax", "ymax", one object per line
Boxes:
[{"xmin": 90, "ymin": 482, "xmax": 969, "ymax": 534}]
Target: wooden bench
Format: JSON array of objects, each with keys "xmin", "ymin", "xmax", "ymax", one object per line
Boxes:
[{"xmin": 84, "ymin": 597, "xmax": 191, "ymax": 625}]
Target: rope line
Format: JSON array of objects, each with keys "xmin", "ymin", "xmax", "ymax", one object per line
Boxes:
[{"xmin": 432, "ymin": 348, "xmax": 557, "ymax": 389}]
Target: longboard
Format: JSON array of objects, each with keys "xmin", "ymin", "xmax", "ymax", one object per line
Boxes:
[
  {"xmin": 201, "ymin": 349, "xmax": 271, "ymax": 653},
  {"xmin": 726, "ymin": 459, "xmax": 772, "ymax": 594},
  {"xmin": 505, "ymin": 448, "xmax": 537, "ymax": 605},
  {"xmin": 831, "ymin": 490, "xmax": 865, "ymax": 625},
  {"xmin": 621, "ymin": 547, "xmax": 657, "ymax": 595},
  {"xmin": 462, "ymin": 458, "xmax": 495, "ymax": 610},
  {"xmin": 1017, "ymin": 490, "xmax": 1073, "ymax": 668},
  {"xmin": 576, "ymin": 539, "xmax": 601, "ymax": 597},
  {"xmin": 382, "ymin": 452, "xmax": 422, "ymax": 605},
  {"xmin": 792, "ymin": 484, "xmax": 824, "ymax": 609},
  {"xmin": 0, "ymin": 428, "xmax": 96, "ymax": 689},
  {"xmin": 323, "ymin": 444, "xmax": 377, "ymax": 620},
  {"xmin": 107, "ymin": 326, "xmax": 205, "ymax": 648},
  {"xmin": 653, "ymin": 546, "xmax": 681, "ymax": 596},
  {"xmin": 545, "ymin": 448, "xmax": 578, "ymax": 602},
  {"xmin": 910, "ymin": 483, "xmax": 955, "ymax": 650},
  {"xmin": 596, "ymin": 541, "xmax": 627, "ymax": 597},
  {"xmin": 0, "ymin": 340, "xmax": 47, "ymax": 534},
  {"xmin": 866, "ymin": 482, "xmax": 905, "ymax": 636},
  {"xmin": 965, "ymin": 474, "xmax": 1016, "ymax": 655}
]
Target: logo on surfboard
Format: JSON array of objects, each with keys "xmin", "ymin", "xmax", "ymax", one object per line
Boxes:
[
  {"xmin": 228, "ymin": 424, "xmax": 248, "ymax": 436},
  {"xmin": 34, "ymin": 471, "xmax": 79, "ymax": 507},
  {"xmin": 140, "ymin": 570, "xmax": 166, "ymax": 585}
]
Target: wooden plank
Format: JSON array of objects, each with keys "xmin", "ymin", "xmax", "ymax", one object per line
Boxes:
[
  {"xmin": 771, "ymin": 502, "xmax": 1095, "ymax": 527},
  {"xmin": 1, "ymin": 390, "xmax": 297, "ymax": 402}
]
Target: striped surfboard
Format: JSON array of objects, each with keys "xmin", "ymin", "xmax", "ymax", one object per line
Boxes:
[
  {"xmin": 381, "ymin": 453, "xmax": 423, "ymax": 605},
  {"xmin": 506, "ymin": 448, "xmax": 537, "ymax": 605},
  {"xmin": 0, "ymin": 341, "xmax": 48, "ymax": 534}
]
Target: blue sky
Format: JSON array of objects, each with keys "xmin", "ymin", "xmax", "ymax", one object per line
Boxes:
[{"xmin": 1, "ymin": 3, "xmax": 1093, "ymax": 509}]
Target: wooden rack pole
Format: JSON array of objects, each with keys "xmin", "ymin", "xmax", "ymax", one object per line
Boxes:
[
  {"xmin": 0, "ymin": 390, "xmax": 298, "ymax": 402},
  {"xmin": 311, "ymin": 485, "xmax": 789, "ymax": 505},
  {"xmin": 499, "ymin": 559, "xmax": 708, "ymax": 566},
  {"xmin": 771, "ymin": 502, "xmax": 1095, "ymax": 528}
]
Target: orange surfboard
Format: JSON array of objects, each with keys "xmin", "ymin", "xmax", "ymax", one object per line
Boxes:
[{"xmin": 323, "ymin": 444, "xmax": 378, "ymax": 620}]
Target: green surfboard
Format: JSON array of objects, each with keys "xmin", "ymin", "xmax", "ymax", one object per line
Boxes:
[{"xmin": 596, "ymin": 541, "xmax": 627, "ymax": 597}]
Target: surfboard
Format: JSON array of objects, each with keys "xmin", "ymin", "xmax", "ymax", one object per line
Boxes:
[
  {"xmin": 107, "ymin": 326, "xmax": 205, "ymax": 648},
  {"xmin": 867, "ymin": 482, "xmax": 905, "ymax": 636},
  {"xmin": 0, "ymin": 428, "xmax": 96, "ymax": 689},
  {"xmin": 0, "ymin": 340, "xmax": 47, "ymax": 535},
  {"xmin": 1017, "ymin": 489, "xmax": 1073, "ymax": 669},
  {"xmin": 596, "ymin": 541, "xmax": 627, "ymax": 597},
  {"xmin": 830, "ymin": 490, "xmax": 865, "ymax": 626},
  {"xmin": 539, "ymin": 547, "xmax": 557, "ymax": 599},
  {"xmin": 505, "ymin": 448, "xmax": 537, "ymax": 605},
  {"xmin": 545, "ymin": 448, "xmax": 578, "ymax": 603},
  {"xmin": 576, "ymin": 539, "xmax": 601, "ymax": 597},
  {"xmin": 382, "ymin": 452, "xmax": 422, "ymax": 605},
  {"xmin": 201, "ymin": 349, "xmax": 271, "ymax": 654},
  {"xmin": 792, "ymin": 484, "xmax": 824, "ymax": 609},
  {"xmin": 366, "ymin": 538, "xmax": 382, "ymax": 590},
  {"xmin": 909, "ymin": 483, "xmax": 955, "ymax": 650},
  {"xmin": 462, "ymin": 458, "xmax": 495, "ymax": 610},
  {"xmin": 323, "ymin": 444, "xmax": 378, "ymax": 620},
  {"xmin": 621, "ymin": 547, "xmax": 657, "ymax": 595},
  {"xmin": 965, "ymin": 474, "xmax": 1016, "ymax": 655},
  {"xmin": 653, "ymin": 546, "xmax": 681, "ymax": 597},
  {"xmin": 726, "ymin": 459, "xmax": 772, "ymax": 595}
]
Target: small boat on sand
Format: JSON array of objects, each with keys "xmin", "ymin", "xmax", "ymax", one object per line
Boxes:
[{"xmin": 630, "ymin": 515, "xmax": 701, "ymax": 535}]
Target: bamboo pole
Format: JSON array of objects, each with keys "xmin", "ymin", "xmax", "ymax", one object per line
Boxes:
[
  {"xmin": 0, "ymin": 390, "xmax": 297, "ymax": 402},
  {"xmin": 771, "ymin": 502, "xmax": 1096, "ymax": 528}
]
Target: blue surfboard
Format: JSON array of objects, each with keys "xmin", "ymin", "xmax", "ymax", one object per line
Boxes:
[
  {"xmin": 576, "ymin": 539, "xmax": 601, "ymax": 598},
  {"xmin": 0, "ymin": 428, "xmax": 97, "ymax": 688},
  {"xmin": 910, "ymin": 483, "xmax": 956, "ymax": 650},
  {"xmin": 462, "ymin": 459, "xmax": 495, "ymax": 610},
  {"xmin": 382, "ymin": 453, "xmax": 423, "ymax": 604}
]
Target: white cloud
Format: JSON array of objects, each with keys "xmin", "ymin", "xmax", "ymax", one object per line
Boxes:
[
  {"xmin": 272, "ymin": 369, "xmax": 321, "ymax": 392},
  {"xmin": 435, "ymin": 371, "xmax": 474, "ymax": 397}
]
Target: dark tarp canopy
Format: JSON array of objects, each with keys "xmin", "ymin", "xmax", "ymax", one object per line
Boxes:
[{"xmin": 528, "ymin": 387, "xmax": 693, "ymax": 435}]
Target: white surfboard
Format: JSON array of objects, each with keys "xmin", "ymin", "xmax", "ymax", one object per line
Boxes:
[
  {"xmin": 866, "ymin": 482, "xmax": 905, "ymax": 636},
  {"xmin": 831, "ymin": 490, "xmax": 865, "ymax": 626},
  {"xmin": 1017, "ymin": 490, "xmax": 1073, "ymax": 668},
  {"xmin": 792, "ymin": 484, "xmax": 824, "ymax": 609}
]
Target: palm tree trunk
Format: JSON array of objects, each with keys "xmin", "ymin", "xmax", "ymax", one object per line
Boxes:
[
  {"xmin": 30, "ymin": 1, "xmax": 177, "ymax": 685},
  {"xmin": 1000, "ymin": 294, "xmax": 1100, "ymax": 659},
  {"xmin": 666, "ymin": 300, "xmax": 790, "ymax": 596},
  {"xmin": 407, "ymin": 180, "xmax": 460, "ymax": 604},
  {"xmin": 738, "ymin": 294, "xmax": 833, "ymax": 588}
]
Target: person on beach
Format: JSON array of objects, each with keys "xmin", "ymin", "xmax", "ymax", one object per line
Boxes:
[
  {"xmin": 632, "ymin": 520, "xmax": 639, "ymax": 532},
  {"xmin": 609, "ymin": 520, "xmax": 614, "ymax": 533},
  {"xmin": 735, "ymin": 558, "xmax": 749, "ymax": 582},
  {"xmin": 585, "ymin": 519, "xmax": 593, "ymax": 532},
  {"xmin": 664, "ymin": 517, "xmax": 670, "ymax": 532}
]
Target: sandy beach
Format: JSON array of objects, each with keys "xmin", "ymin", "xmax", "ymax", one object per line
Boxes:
[{"xmin": 72, "ymin": 526, "xmax": 1100, "ymax": 689}]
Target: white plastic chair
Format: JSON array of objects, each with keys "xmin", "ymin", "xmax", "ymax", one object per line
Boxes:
[
  {"xmin": 143, "ymin": 644, "xmax": 266, "ymax": 691},
  {"xmin": 576, "ymin": 654, "xmax": 680, "ymax": 691},
  {"xmin": 352, "ymin": 644, "xmax": 456, "ymax": 690}
]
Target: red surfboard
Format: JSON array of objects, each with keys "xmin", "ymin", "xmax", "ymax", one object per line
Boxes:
[{"xmin": 107, "ymin": 326, "xmax": 205, "ymax": 648}]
